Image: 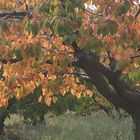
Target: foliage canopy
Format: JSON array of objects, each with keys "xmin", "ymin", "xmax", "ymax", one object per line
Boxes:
[{"xmin": 0, "ymin": 0, "xmax": 140, "ymax": 108}]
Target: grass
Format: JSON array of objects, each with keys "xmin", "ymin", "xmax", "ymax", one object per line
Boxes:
[{"xmin": 1, "ymin": 110, "xmax": 134, "ymax": 140}]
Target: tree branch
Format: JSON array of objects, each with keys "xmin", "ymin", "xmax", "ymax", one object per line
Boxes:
[
  {"xmin": 71, "ymin": 41, "xmax": 140, "ymax": 114},
  {"xmin": 71, "ymin": 41, "xmax": 113, "ymax": 80},
  {"xmin": 135, "ymin": 8, "xmax": 140, "ymax": 18},
  {"xmin": 130, "ymin": 54, "xmax": 140, "ymax": 59},
  {"xmin": 0, "ymin": 10, "xmax": 26, "ymax": 19},
  {"xmin": 0, "ymin": 58, "xmax": 22, "ymax": 64},
  {"xmin": 71, "ymin": 43, "xmax": 120, "ymax": 105},
  {"xmin": 79, "ymin": 59, "xmax": 133, "ymax": 113}
]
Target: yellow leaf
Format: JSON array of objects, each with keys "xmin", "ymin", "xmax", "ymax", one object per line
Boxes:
[
  {"xmin": 71, "ymin": 89, "xmax": 76, "ymax": 95},
  {"xmin": 48, "ymin": 75, "xmax": 57, "ymax": 80},
  {"xmin": 60, "ymin": 87, "xmax": 66, "ymax": 96},
  {"xmin": 134, "ymin": 63, "xmax": 139, "ymax": 68},
  {"xmin": 38, "ymin": 95, "xmax": 43, "ymax": 103},
  {"xmin": 76, "ymin": 92, "xmax": 81, "ymax": 99},
  {"xmin": 30, "ymin": 81, "xmax": 36, "ymax": 90},
  {"xmin": 52, "ymin": 96, "xmax": 57, "ymax": 103}
]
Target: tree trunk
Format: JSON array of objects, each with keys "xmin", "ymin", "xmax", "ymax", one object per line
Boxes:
[
  {"xmin": 0, "ymin": 98, "xmax": 17, "ymax": 136},
  {"xmin": 133, "ymin": 114, "xmax": 140, "ymax": 140},
  {"xmin": 0, "ymin": 108, "xmax": 9, "ymax": 136},
  {"xmin": 0, "ymin": 114, "xmax": 5, "ymax": 135}
]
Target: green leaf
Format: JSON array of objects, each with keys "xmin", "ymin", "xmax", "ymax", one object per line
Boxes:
[
  {"xmin": 4, "ymin": 41, "xmax": 11, "ymax": 47},
  {"xmin": 103, "ymin": 42, "xmax": 110, "ymax": 52},
  {"xmin": 15, "ymin": 49, "xmax": 23, "ymax": 59},
  {"xmin": 62, "ymin": 35, "xmax": 76, "ymax": 45},
  {"xmin": 0, "ymin": 35, "xmax": 3, "ymax": 43},
  {"xmin": 39, "ymin": 3, "xmax": 50, "ymax": 13},
  {"xmin": 82, "ymin": 28, "xmax": 93, "ymax": 36},
  {"xmin": 62, "ymin": 23, "xmax": 73, "ymax": 35},
  {"xmin": 97, "ymin": 20, "xmax": 118, "ymax": 36},
  {"xmin": 54, "ymin": 20, "xmax": 73, "ymax": 36},
  {"xmin": 85, "ymin": 37, "xmax": 102, "ymax": 51},
  {"xmin": 132, "ymin": 70, "xmax": 140, "ymax": 81},
  {"xmin": 0, "ymin": 21, "xmax": 8, "ymax": 31},
  {"xmin": 8, "ymin": 48, "xmax": 15, "ymax": 58},
  {"xmin": 54, "ymin": 21, "xmax": 64, "ymax": 35},
  {"xmin": 41, "ymin": 19, "xmax": 50, "ymax": 29},
  {"xmin": 122, "ymin": 30, "xmax": 127, "ymax": 42},
  {"xmin": 25, "ymin": 45, "xmax": 34, "ymax": 57},
  {"xmin": 64, "ymin": 1, "xmax": 74, "ymax": 12},
  {"xmin": 107, "ymin": 20, "xmax": 118, "ymax": 35},
  {"xmin": 116, "ymin": 60, "xmax": 127, "ymax": 70},
  {"xmin": 64, "ymin": 0, "xmax": 85, "ymax": 11},
  {"xmin": 116, "ymin": 0, "xmax": 130, "ymax": 16},
  {"xmin": 97, "ymin": 26, "xmax": 109, "ymax": 36},
  {"xmin": 34, "ymin": 45, "xmax": 41, "ymax": 58},
  {"xmin": 59, "ymin": 58, "xmax": 69, "ymax": 67},
  {"xmin": 25, "ymin": 21, "xmax": 39, "ymax": 36}
]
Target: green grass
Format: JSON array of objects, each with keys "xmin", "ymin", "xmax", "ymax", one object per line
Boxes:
[{"xmin": 2, "ymin": 111, "xmax": 134, "ymax": 140}]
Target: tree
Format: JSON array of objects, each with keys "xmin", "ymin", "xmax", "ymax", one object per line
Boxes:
[{"xmin": 0, "ymin": 0, "xmax": 140, "ymax": 139}]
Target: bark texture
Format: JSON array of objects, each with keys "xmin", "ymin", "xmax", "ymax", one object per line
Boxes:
[{"xmin": 133, "ymin": 114, "xmax": 140, "ymax": 140}]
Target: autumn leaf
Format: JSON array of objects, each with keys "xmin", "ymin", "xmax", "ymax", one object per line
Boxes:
[{"xmin": 45, "ymin": 95, "xmax": 51, "ymax": 106}]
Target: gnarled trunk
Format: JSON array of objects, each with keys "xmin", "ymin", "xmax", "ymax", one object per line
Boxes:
[{"xmin": 133, "ymin": 114, "xmax": 140, "ymax": 140}]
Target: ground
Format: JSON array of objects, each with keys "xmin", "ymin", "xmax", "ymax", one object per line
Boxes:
[{"xmin": 1, "ymin": 111, "xmax": 134, "ymax": 140}]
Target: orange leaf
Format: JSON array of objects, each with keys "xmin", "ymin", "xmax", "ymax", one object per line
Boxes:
[
  {"xmin": 16, "ymin": 92, "xmax": 22, "ymax": 100},
  {"xmin": 45, "ymin": 96, "xmax": 51, "ymax": 106},
  {"xmin": 71, "ymin": 89, "xmax": 76, "ymax": 95},
  {"xmin": 86, "ymin": 90, "xmax": 93, "ymax": 97}
]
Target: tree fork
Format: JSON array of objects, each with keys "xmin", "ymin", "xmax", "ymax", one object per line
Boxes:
[{"xmin": 71, "ymin": 41, "xmax": 140, "ymax": 140}]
